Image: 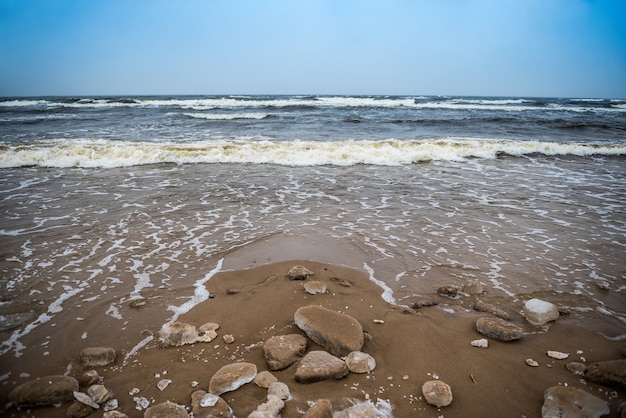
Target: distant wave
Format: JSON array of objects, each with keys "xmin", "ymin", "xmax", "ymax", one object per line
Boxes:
[
  {"xmin": 2, "ymin": 96, "xmax": 625, "ymax": 113},
  {"xmin": 181, "ymin": 112, "xmax": 270, "ymax": 120},
  {"xmin": 1, "ymin": 138, "xmax": 624, "ymax": 168}
]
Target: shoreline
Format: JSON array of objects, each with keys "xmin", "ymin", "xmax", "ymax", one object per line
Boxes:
[{"xmin": 2, "ymin": 260, "xmax": 624, "ymax": 417}]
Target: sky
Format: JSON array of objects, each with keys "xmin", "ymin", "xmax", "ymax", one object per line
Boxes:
[{"xmin": 0, "ymin": 0, "xmax": 625, "ymax": 98}]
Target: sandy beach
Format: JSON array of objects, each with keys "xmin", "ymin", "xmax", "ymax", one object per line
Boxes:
[{"xmin": 2, "ymin": 256, "xmax": 624, "ymax": 417}]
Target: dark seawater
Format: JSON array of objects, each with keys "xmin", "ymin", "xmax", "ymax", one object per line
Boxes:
[{"xmin": 0, "ymin": 95, "xmax": 624, "ymax": 366}]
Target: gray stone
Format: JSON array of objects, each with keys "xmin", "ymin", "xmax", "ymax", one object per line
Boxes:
[
  {"xmin": 304, "ymin": 399, "xmax": 333, "ymax": 418},
  {"xmin": 190, "ymin": 390, "xmax": 232, "ymax": 418},
  {"xmin": 566, "ymin": 362, "xmax": 587, "ymax": 376},
  {"xmin": 0, "ymin": 311, "xmax": 37, "ymax": 331},
  {"xmin": 87, "ymin": 384, "xmax": 111, "ymax": 403},
  {"xmin": 254, "ymin": 370, "xmax": 278, "ymax": 388},
  {"xmin": 79, "ymin": 370, "xmax": 101, "ymax": 386},
  {"xmin": 524, "ymin": 298, "xmax": 560, "ymax": 325},
  {"xmin": 410, "ymin": 298, "xmax": 438, "ymax": 309},
  {"xmin": 437, "ymin": 285, "xmax": 459, "ymax": 298},
  {"xmin": 294, "ymin": 305, "xmax": 364, "ymax": 357},
  {"xmin": 473, "ymin": 299, "xmax": 513, "ymax": 320},
  {"xmin": 334, "ymin": 400, "xmax": 393, "ymax": 418},
  {"xmin": 209, "ymin": 362, "xmax": 257, "ymax": 395},
  {"xmin": 103, "ymin": 412, "xmax": 129, "ymax": 418},
  {"xmin": 73, "ymin": 391, "xmax": 99, "ymax": 409},
  {"xmin": 304, "ymin": 280, "xmax": 327, "ymax": 295},
  {"xmin": 8, "ymin": 375, "xmax": 79, "ymax": 407},
  {"xmin": 267, "ymin": 381, "xmax": 290, "ymax": 400},
  {"xmin": 585, "ymin": 359, "xmax": 626, "ymax": 389},
  {"xmin": 462, "ymin": 280, "xmax": 484, "ymax": 295},
  {"xmin": 288, "ymin": 265, "xmax": 314, "ymax": 280},
  {"xmin": 345, "ymin": 351, "xmax": 376, "ymax": 373},
  {"xmin": 144, "ymin": 401, "xmax": 189, "ymax": 418},
  {"xmin": 475, "ymin": 317, "xmax": 523, "ymax": 341},
  {"xmin": 66, "ymin": 400, "xmax": 96, "ymax": 418},
  {"xmin": 79, "ymin": 347, "xmax": 116, "ymax": 367},
  {"xmin": 542, "ymin": 386, "xmax": 609, "ymax": 418},
  {"xmin": 422, "ymin": 380, "xmax": 453, "ymax": 408},
  {"xmin": 295, "ymin": 350, "xmax": 349, "ymax": 383},
  {"xmin": 263, "ymin": 334, "xmax": 308, "ymax": 370}
]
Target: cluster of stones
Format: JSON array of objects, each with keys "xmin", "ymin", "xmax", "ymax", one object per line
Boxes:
[
  {"xmin": 8, "ymin": 347, "xmax": 123, "ymax": 418},
  {"xmin": 158, "ymin": 320, "xmax": 235, "ymax": 347},
  {"xmin": 420, "ymin": 281, "xmax": 626, "ymax": 416}
]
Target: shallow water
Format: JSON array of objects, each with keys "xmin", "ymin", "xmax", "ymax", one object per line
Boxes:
[{"xmin": 0, "ymin": 156, "xmax": 624, "ymax": 368}]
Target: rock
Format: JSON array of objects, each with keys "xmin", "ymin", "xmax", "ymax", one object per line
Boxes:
[
  {"xmin": 144, "ymin": 401, "xmax": 189, "ymax": 418},
  {"xmin": 330, "ymin": 277, "xmax": 352, "ymax": 287},
  {"xmin": 345, "ymin": 351, "xmax": 376, "ymax": 373},
  {"xmin": 526, "ymin": 359, "xmax": 540, "ymax": 367},
  {"xmin": 263, "ymin": 334, "xmax": 308, "ymax": 370},
  {"xmin": 8, "ymin": 375, "xmax": 79, "ymax": 407},
  {"xmin": 294, "ymin": 305, "xmax": 364, "ymax": 357},
  {"xmin": 158, "ymin": 321, "xmax": 198, "ymax": 347},
  {"xmin": 304, "ymin": 280, "xmax": 327, "ymax": 294},
  {"xmin": 223, "ymin": 334, "xmax": 235, "ymax": 344},
  {"xmin": 79, "ymin": 347, "xmax": 116, "ymax": 367},
  {"xmin": 79, "ymin": 370, "xmax": 101, "ymax": 386},
  {"xmin": 128, "ymin": 298, "xmax": 146, "ymax": 309},
  {"xmin": 268, "ymin": 381, "xmax": 291, "ymax": 400},
  {"xmin": 524, "ymin": 298, "xmax": 560, "ymax": 325},
  {"xmin": 209, "ymin": 362, "xmax": 257, "ymax": 395},
  {"xmin": 584, "ymin": 359, "xmax": 626, "ymax": 389},
  {"xmin": 87, "ymin": 384, "xmax": 111, "ymax": 403},
  {"xmin": 410, "ymin": 298, "xmax": 438, "ymax": 309},
  {"xmin": 196, "ymin": 329, "xmax": 217, "ymax": 343},
  {"xmin": 254, "ymin": 371, "xmax": 278, "ymax": 388},
  {"xmin": 422, "ymin": 380, "xmax": 453, "ymax": 408},
  {"xmin": 104, "ymin": 399, "xmax": 118, "ymax": 411},
  {"xmin": 295, "ymin": 351, "xmax": 349, "ymax": 383},
  {"xmin": 103, "ymin": 412, "xmax": 129, "ymax": 418},
  {"xmin": 566, "ymin": 362, "xmax": 587, "ymax": 376},
  {"xmin": 542, "ymin": 386, "xmax": 609, "ymax": 418},
  {"xmin": 304, "ymin": 399, "xmax": 333, "ymax": 418},
  {"xmin": 190, "ymin": 390, "xmax": 232, "ymax": 418},
  {"xmin": 547, "ymin": 351, "xmax": 569, "ymax": 360},
  {"xmin": 471, "ymin": 338, "xmax": 489, "ymax": 348},
  {"xmin": 475, "ymin": 317, "xmax": 523, "ymax": 341},
  {"xmin": 473, "ymin": 299, "xmax": 513, "ymax": 320},
  {"xmin": 288, "ymin": 265, "xmax": 314, "ymax": 280},
  {"xmin": 0, "ymin": 311, "xmax": 36, "ymax": 331},
  {"xmin": 67, "ymin": 400, "xmax": 96, "ymax": 418},
  {"xmin": 462, "ymin": 280, "xmax": 484, "ymax": 295},
  {"xmin": 437, "ymin": 285, "xmax": 459, "ymax": 298}
]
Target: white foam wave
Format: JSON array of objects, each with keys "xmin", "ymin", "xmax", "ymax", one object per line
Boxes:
[
  {"xmin": 363, "ymin": 263, "xmax": 396, "ymax": 305},
  {"xmin": 3, "ymin": 96, "xmax": 624, "ymax": 113},
  {"xmin": 182, "ymin": 112, "xmax": 269, "ymax": 120},
  {"xmin": 0, "ymin": 138, "xmax": 623, "ymax": 168}
]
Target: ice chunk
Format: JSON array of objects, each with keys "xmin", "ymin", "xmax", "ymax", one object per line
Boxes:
[{"xmin": 524, "ymin": 298, "xmax": 559, "ymax": 325}]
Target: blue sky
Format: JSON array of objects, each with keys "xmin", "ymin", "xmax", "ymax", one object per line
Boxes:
[{"xmin": 1, "ymin": 0, "xmax": 625, "ymax": 98}]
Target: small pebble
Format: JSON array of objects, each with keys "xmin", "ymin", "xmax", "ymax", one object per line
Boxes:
[
  {"xmin": 526, "ymin": 358, "xmax": 539, "ymax": 367},
  {"xmin": 547, "ymin": 351, "xmax": 569, "ymax": 360}
]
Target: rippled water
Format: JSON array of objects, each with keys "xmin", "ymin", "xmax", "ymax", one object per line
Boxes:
[{"xmin": 1, "ymin": 154, "xmax": 624, "ymax": 361}]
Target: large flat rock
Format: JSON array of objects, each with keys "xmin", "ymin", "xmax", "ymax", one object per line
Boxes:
[
  {"xmin": 294, "ymin": 305, "xmax": 364, "ymax": 357},
  {"xmin": 295, "ymin": 351, "xmax": 349, "ymax": 383},
  {"xmin": 9, "ymin": 375, "xmax": 79, "ymax": 407}
]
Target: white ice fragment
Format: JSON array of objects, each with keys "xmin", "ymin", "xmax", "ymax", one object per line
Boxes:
[
  {"xmin": 104, "ymin": 399, "xmax": 118, "ymax": 411},
  {"xmin": 470, "ymin": 338, "xmax": 489, "ymax": 348},
  {"xmin": 128, "ymin": 387, "xmax": 140, "ymax": 396},
  {"xmin": 73, "ymin": 391, "xmax": 99, "ymax": 409},
  {"xmin": 547, "ymin": 350, "xmax": 569, "ymax": 360},
  {"xmin": 157, "ymin": 379, "xmax": 172, "ymax": 391},
  {"xmin": 134, "ymin": 396, "xmax": 150, "ymax": 410},
  {"xmin": 524, "ymin": 298, "xmax": 559, "ymax": 325},
  {"xmin": 200, "ymin": 393, "xmax": 220, "ymax": 407}
]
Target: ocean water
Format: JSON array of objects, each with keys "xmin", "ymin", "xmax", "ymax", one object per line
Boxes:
[{"xmin": 0, "ymin": 95, "xmax": 625, "ymax": 363}]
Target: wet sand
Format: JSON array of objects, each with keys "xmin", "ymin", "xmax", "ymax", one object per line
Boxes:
[{"xmin": 2, "ymin": 259, "xmax": 624, "ymax": 417}]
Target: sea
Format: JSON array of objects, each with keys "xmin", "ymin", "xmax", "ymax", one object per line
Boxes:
[{"xmin": 0, "ymin": 95, "xmax": 625, "ymax": 365}]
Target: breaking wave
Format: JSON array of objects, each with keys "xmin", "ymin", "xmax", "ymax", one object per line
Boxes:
[{"xmin": 1, "ymin": 138, "xmax": 624, "ymax": 168}]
